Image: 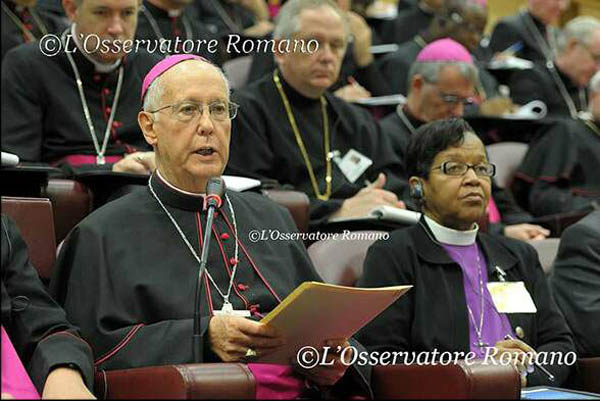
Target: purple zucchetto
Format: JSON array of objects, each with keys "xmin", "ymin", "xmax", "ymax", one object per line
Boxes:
[
  {"xmin": 416, "ymin": 39, "xmax": 473, "ymax": 64},
  {"xmin": 140, "ymin": 54, "xmax": 208, "ymax": 103}
]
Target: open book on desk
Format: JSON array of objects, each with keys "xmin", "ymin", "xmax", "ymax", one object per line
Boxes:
[
  {"xmin": 329, "ymin": 205, "xmax": 421, "ymax": 225},
  {"xmin": 258, "ymin": 281, "xmax": 412, "ymax": 364}
]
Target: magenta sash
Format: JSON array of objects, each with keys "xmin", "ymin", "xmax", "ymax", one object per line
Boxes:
[
  {"xmin": 51, "ymin": 154, "xmax": 123, "ymax": 166},
  {"xmin": 1, "ymin": 326, "xmax": 40, "ymax": 399},
  {"xmin": 247, "ymin": 364, "xmax": 303, "ymax": 399},
  {"xmin": 487, "ymin": 196, "xmax": 502, "ymax": 224}
]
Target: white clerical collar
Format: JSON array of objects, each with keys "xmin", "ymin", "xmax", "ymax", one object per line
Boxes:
[
  {"xmin": 71, "ymin": 24, "xmax": 122, "ymax": 73},
  {"xmin": 424, "ymin": 215, "xmax": 478, "ymax": 246},
  {"xmin": 168, "ymin": 8, "xmax": 182, "ymax": 17},
  {"xmin": 156, "ymin": 169, "xmax": 205, "ymax": 197}
]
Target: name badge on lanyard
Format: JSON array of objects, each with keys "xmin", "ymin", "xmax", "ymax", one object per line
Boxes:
[
  {"xmin": 213, "ymin": 301, "xmax": 251, "ymax": 317},
  {"xmin": 333, "ymin": 149, "xmax": 373, "ymax": 183},
  {"xmin": 487, "ymin": 281, "xmax": 537, "ymax": 313}
]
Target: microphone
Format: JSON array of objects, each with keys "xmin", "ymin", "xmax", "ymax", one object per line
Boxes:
[
  {"xmin": 204, "ymin": 177, "xmax": 225, "ymax": 209},
  {"xmin": 193, "ymin": 177, "xmax": 226, "ymax": 363}
]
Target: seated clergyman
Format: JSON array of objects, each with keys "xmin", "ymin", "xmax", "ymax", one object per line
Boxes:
[
  {"xmin": 227, "ymin": 0, "xmax": 408, "ymax": 230},
  {"xmin": 1, "ymin": 0, "xmax": 161, "ymax": 174},
  {"xmin": 512, "ymin": 70, "xmax": 600, "ymax": 216},
  {"xmin": 50, "ymin": 54, "xmax": 372, "ymax": 399}
]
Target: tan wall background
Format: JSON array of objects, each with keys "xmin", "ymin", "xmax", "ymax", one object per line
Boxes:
[{"xmin": 487, "ymin": 0, "xmax": 600, "ymax": 33}]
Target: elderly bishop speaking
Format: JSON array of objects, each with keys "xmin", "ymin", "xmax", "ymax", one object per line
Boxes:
[{"xmin": 50, "ymin": 54, "xmax": 372, "ymax": 399}]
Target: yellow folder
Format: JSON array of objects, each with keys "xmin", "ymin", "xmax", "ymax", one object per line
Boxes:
[{"xmin": 257, "ymin": 281, "xmax": 412, "ymax": 364}]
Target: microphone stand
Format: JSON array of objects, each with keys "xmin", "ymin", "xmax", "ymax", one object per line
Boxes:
[{"xmin": 193, "ymin": 190, "xmax": 223, "ymax": 363}]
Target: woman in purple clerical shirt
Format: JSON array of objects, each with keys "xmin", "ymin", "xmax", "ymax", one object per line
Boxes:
[{"xmin": 356, "ymin": 118, "xmax": 575, "ymax": 388}]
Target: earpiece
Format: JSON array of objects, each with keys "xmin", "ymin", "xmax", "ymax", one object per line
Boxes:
[{"xmin": 411, "ymin": 181, "xmax": 424, "ymax": 200}]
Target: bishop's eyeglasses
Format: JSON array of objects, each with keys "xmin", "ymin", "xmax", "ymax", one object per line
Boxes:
[
  {"xmin": 438, "ymin": 92, "xmax": 476, "ymax": 107},
  {"xmin": 431, "ymin": 161, "xmax": 496, "ymax": 177},
  {"xmin": 148, "ymin": 101, "xmax": 240, "ymax": 122}
]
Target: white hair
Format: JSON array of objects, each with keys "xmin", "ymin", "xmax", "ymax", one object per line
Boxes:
[
  {"xmin": 142, "ymin": 78, "xmax": 164, "ymax": 113},
  {"xmin": 557, "ymin": 16, "xmax": 600, "ymax": 54},
  {"xmin": 407, "ymin": 61, "xmax": 479, "ymax": 91},
  {"xmin": 590, "ymin": 71, "xmax": 600, "ymax": 93},
  {"xmin": 142, "ymin": 60, "xmax": 232, "ymax": 116},
  {"xmin": 273, "ymin": 0, "xmax": 349, "ymax": 40}
]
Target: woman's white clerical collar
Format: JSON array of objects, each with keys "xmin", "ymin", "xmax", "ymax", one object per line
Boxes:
[
  {"xmin": 71, "ymin": 24, "xmax": 122, "ymax": 73},
  {"xmin": 156, "ymin": 170, "xmax": 205, "ymax": 197},
  {"xmin": 424, "ymin": 215, "xmax": 478, "ymax": 246},
  {"xmin": 168, "ymin": 8, "xmax": 182, "ymax": 17}
]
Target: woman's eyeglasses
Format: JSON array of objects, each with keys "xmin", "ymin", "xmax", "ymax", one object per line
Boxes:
[{"xmin": 431, "ymin": 161, "xmax": 496, "ymax": 177}]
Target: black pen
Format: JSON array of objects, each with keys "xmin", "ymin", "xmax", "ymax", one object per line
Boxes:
[{"xmin": 504, "ymin": 334, "xmax": 555, "ymax": 382}]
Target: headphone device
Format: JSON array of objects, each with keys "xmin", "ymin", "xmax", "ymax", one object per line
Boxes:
[{"xmin": 411, "ymin": 181, "xmax": 424, "ymax": 200}]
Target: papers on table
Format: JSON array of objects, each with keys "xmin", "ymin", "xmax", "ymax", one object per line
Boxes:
[
  {"xmin": 368, "ymin": 205, "xmax": 421, "ymax": 223},
  {"xmin": 352, "ymin": 94, "xmax": 407, "ymax": 107},
  {"xmin": 370, "ymin": 44, "xmax": 400, "ymax": 55},
  {"xmin": 503, "ymin": 100, "xmax": 547, "ymax": 120},
  {"xmin": 329, "ymin": 205, "xmax": 421, "ymax": 225},
  {"xmin": 222, "ymin": 175, "xmax": 261, "ymax": 192},
  {"xmin": 488, "ymin": 57, "xmax": 534, "ymax": 70},
  {"xmin": 1, "ymin": 152, "xmax": 19, "ymax": 167},
  {"xmin": 521, "ymin": 386, "xmax": 600, "ymax": 400}
]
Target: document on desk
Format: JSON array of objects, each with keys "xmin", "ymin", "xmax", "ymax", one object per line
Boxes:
[
  {"xmin": 328, "ymin": 205, "xmax": 421, "ymax": 225},
  {"xmin": 352, "ymin": 94, "xmax": 407, "ymax": 106},
  {"xmin": 521, "ymin": 386, "xmax": 600, "ymax": 399},
  {"xmin": 258, "ymin": 281, "xmax": 412, "ymax": 364}
]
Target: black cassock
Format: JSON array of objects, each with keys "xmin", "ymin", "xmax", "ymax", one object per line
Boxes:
[
  {"xmin": 1, "ymin": 32, "xmax": 161, "ymax": 168},
  {"xmin": 50, "ymin": 174, "xmax": 372, "ymax": 397},
  {"xmin": 194, "ymin": 0, "xmax": 256, "ymax": 40},
  {"xmin": 226, "ymin": 70, "xmax": 408, "ymax": 228},
  {"xmin": 377, "ymin": 37, "xmax": 499, "ymax": 98},
  {"xmin": 512, "ymin": 118, "xmax": 600, "ymax": 216},
  {"xmin": 1, "ymin": 215, "xmax": 93, "ymax": 393},
  {"xmin": 378, "ymin": 5, "xmax": 433, "ymax": 46},
  {"xmin": 136, "ymin": 0, "xmax": 225, "ymax": 64},
  {"xmin": 508, "ymin": 63, "xmax": 588, "ymax": 118},
  {"xmin": 488, "ymin": 11, "xmax": 557, "ymax": 64},
  {"xmin": 1, "ymin": 1, "xmax": 66, "ymax": 60}
]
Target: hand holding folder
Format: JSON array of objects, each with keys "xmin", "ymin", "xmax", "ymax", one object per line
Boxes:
[{"xmin": 257, "ymin": 281, "xmax": 412, "ymax": 364}]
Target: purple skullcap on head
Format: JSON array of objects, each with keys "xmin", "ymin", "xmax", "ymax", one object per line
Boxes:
[
  {"xmin": 140, "ymin": 54, "xmax": 208, "ymax": 103},
  {"xmin": 416, "ymin": 39, "xmax": 473, "ymax": 64}
]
